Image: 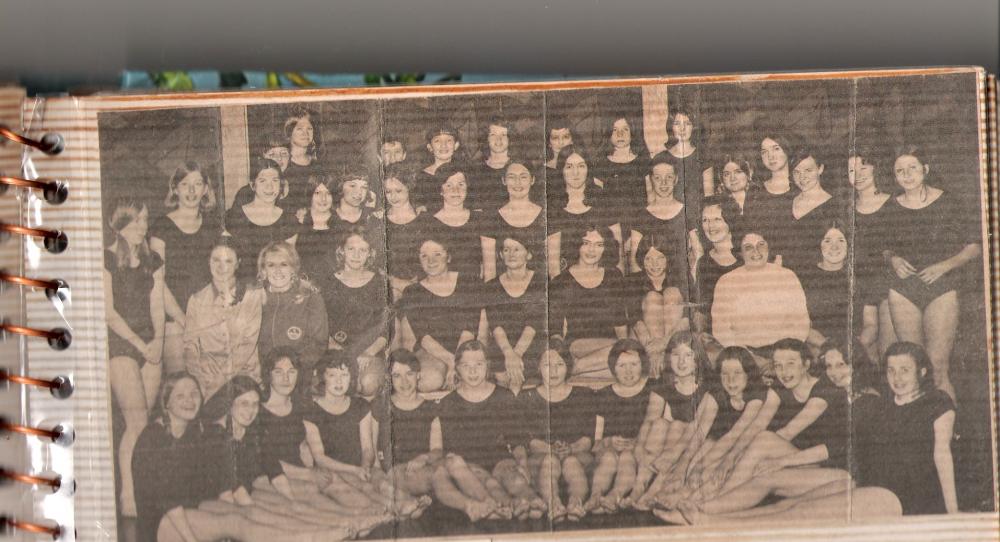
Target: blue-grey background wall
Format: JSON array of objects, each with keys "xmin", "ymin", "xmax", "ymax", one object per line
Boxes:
[{"xmin": 0, "ymin": 0, "xmax": 997, "ymax": 93}]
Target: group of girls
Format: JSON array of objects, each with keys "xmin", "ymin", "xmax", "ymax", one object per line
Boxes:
[
  {"xmin": 133, "ymin": 331, "xmax": 956, "ymax": 540},
  {"xmin": 104, "ymin": 101, "xmax": 980, "ymax": 538}
]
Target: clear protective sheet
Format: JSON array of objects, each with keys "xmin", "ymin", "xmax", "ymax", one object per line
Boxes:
[{"xmin": 9, "ymin": 69, "xmax": 999, "ymax": 542}]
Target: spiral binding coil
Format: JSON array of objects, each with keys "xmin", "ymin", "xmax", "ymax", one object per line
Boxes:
[{"xmin": 1, "ymin": 125, "xmax": 72, "ymax": 539}]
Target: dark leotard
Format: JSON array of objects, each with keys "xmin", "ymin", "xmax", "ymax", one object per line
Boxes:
[
  {"xmin": 256, "ymin": 401, "xmax": 308, "ymax": 479},
  {"xmin": 399, "ymin": 273, "xmax": 482, "ymax": 353},
  {"xmin": 483, "ymin": 271, "xmax": 546, "ymax": 374},
  {"xmin": 104, "ymin": 249, "xmax": 164, "ymax": 365},
  {"xmin": 652, "ymin": 378, "xmax": 704, "ymax": 423},
  {"xmin": 629, "ymin": 206, "xmax": 692, "ymax": 294},
  {"xmin": 767, "ymin": 378, "xmax": 849, "ymax": 469},
  {"xmin": 373, "ymin": 398, "xmax": 440, "ymax": 468},
  {"xmin": 303, "ymin": 398, "xmax": 371, "ymax": 467},
  {"xmin": 706, "ymin": 385, "xmax": 767, "ymax": 441},
  {"xmin": 593, "ymin": 380, "xmax": 653, "ymax": 440},
  {"xmin": 519, "ymin": 386, "xmax": 598, "ymax": 446},
  {"xmin": 548, "ymin": 267, "xmax": 628, "ymax": 343},
  {"xmin": 150, "ymin": 213, "xmax": 221, "ymax": 313},
  {"xmin": 438, "ymin": 386, "xmax": 520, "ymax": 471}
]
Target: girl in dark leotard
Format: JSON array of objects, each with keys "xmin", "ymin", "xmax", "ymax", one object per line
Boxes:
[
  {"xmin": 224, "ymin": 158, "xmax": 299, "ymax": 285},
  {"xmin": 470, "ymin": 116, "xmax": 515, "ymax": 213},
  {"xmin": 281, "ymin": 106, "xmax": 323, "ymax": 212},
  {"xmin": 200, "ymin": 375, "xmax": 264, "ymax": 505},
  {"xmin": 315, "ymin": 225, "xmax": 389, "ymax": 398},
  {"xmin": 104, "ymin": 198, "xmax": 166, "ymax": 517},
  {"xmin": 382, "ymin": 164, "xmax": 429, "ymax": 300},
  {"xmin": 150, "ymin": 162, "xmax": 222, "ymax": 374},
  {"xmin": 848, "ymin": 148, "xmax": 896, "ymax": 361},
  {"xmin": 544, "ymin": 117, "xmax": 577, "ymax": 171},
  {"xmin": 626, "ymin": 233, "xmax": 688, "ymax": 374},
  {"xmin": 484, "ymin": 231, "xmax": 546, "ymax": 392},
  {"xmin": 714, "ymin": 152, "xmax": 754, "ymax": 232},
  {"xmin": 745, "ymin": 134, "xmax": 797, "ymax": 264},
  {"xmin": 663, "ymin": 106, "xmax": 713, "ymax": 231},
  {"xmin": 521, "ymin": 339, "xmax": 597, "ymax": 522},
  {"xmin": 437, "ymin": 341, "xmax": 547, "ymax": 520},
  {"xmin": 628, "ymin": 152, "xmax": 693, "ymax": 291},
  {"xmin": 799, "ymin": 221, "xmax": 853, "ymax": 351},
  {"xmin": 414, "ymin": 125, "xmax": 463, "ymax": 213},
  {"xmin": 548, "ymin": 224, "xmax": 629, "ymax": 377},
  {"xmin": 691, "ymin": 195, "xmax": 741, "ymax": 335},
  {"xmin": 328, "ymin": 170, "xmax": 381, "ymax": 238},
  {"xmin": 631, "ymin": 331, "xmax": 712, "ymax": 507},
  {"xmin": 293, "ymin": 173, "xmax": 338, "ymax": 284},
  {"xmin": 302, "ymin": 353, "xmax": 427, "ymax": 519},
  {"xmin": 882, "ymin": 146, "xmax": 980, "ymax": 400},
  {"xmin": 398, "ymin": 237, "xmax": 483, "ymax": 392},
  {"xmin": 546, "ymin": 145, "xmax": 622, "ymax": 277},
  {"xmin": 484, "ymin": 160, "xmax": 545, "ymax": 281},
  {"xmin": 785, "ymin": 150, "xmax": 846, "ymax": 277},
  {"xmin": 425, "ymin": 161, "xmax": 491, "ymax": 281},
  {"xmin": 586, "ymin": 339, "xmax": 654, "ymax": 513},
  {"xmin": 596, "ymin": 114, "xmax": 649, "ymax": 230}
]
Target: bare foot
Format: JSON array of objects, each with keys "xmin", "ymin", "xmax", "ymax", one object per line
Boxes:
[
  {"xmin": 652, "ymin": 507, "xmax": 688, "ymax": 525},
  {"xmin": 600, "ymin": 493, "xmax": 622, "ymax": 513},
  {"xmin": 548, "ymin": 501, "xmax": 567, "ymax": 522},
  {"xmin": 677, "ymin": 501, "xmax": 705, "ymax": 526},
  {"xmin": 566, "ymin": 498, "xmax": 586, "ymax": 521},
  {"xmin": 584, "ymin": 495, "xmax": 603, "ymax": 513},
  {"xmin": 464, "ymin": 499, "xmax": 494, "ymax": 522},
  {"xmin": 512, "ymin": 497, "xmax": 532, "ymax": 519}
]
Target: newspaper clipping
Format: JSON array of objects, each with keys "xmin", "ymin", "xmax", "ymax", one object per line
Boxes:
[{"xmin": 94, "ymin": 73, "xmax": 996, "ymax": 541}]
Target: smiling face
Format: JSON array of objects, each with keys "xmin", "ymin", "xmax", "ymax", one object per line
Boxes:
[
  {"xmin": 340, "ymin": 178, "xmax": 368, "ymax": 209},
  {"xmin": 167, "ymin": 377, "xmax": 202, "ymax": 422},
  {"xmin": 270, "ymin": 357, "xmax": 298, "ymax": 397},
  {"xmin": 118, "ymin": 205, "xmax": 150, "ymax": 247},
  {"xmin": 671, "ymin": 113, "xmax": 693, "ymax": 142},
  {"xmin": 610, "ymin": 118, "xmax": 632, "ymax": 150},
  {"xmin": 722, "ymin": 161, "xmax": 749, "ymax": 193},
  {"xmin": 487, "ymin": 125, "xmax": 510, "ymax": 154},
  {"xmin": 175, "ymin": 171, "xmax": 208, "ymax": 210},
  {"xmin": 701, "ymin": 204, "xmax": 731, "ymax": 243},
  {"xmin": 549, "ymin": 128, "xmax": 572, "ymax": 155},
  {"xmin": 820, "ymin": 228, "xmax": 847, "ymax": 267},
  {"xmin": 562, "ymin": 152, "xmax": 588, "ymax": 189},
  {"xmin": 847, "ymin": 156, "xmax": 875, "ymax": 192},
  {"xmin": 311, "ymin": 183, "xmax": 334, "ymax": 212},
  {"xmin": 893, "ymin": 154, "xmax": 927, "ymax": 191},
  {"xmin": 440, "ymin": 172, "xmax": 468, "ymax": 207},
  {"xmin": 418, "ymin": 240, "xmax": 449, "ymax": 277},
  {"xmin": 383, "ymin": 177, "xmax": 410, "ymax": 209},
  {"xmin": 540, "ymin": 349, "xmax": 569, "ymax": 388},
  {"xmin": 578, "ymin": 230, "xmax": 606, "ymax": 266},
  {"xmin": 341, "ymin": 234, "xmax": 372, "ymax": 272},
  {"xmin": 792, "ymin": 156, "xmax": 825, "ymax": 192},
  {"xmin": 719, "ymin": 358, "xmax": 749, "ymax": 398},
  {"xmin": 500, "ymin": 238, "xmax": 531, "ymax": 271},
  {"xmin": 773, "ymin": 348, "xmax": 808, "ymax": 389},
  {"xmin": 760, "ymin": 138, "xmax": 788, "ymax": 172},
  {"xmin": 231, "ymin": 390, "xmax": 261, "ymax": 429},
  {"xmin": 643, "ymin": 247, "xmax": 667, "ymax": 279},
  {"xmin": 390, "ymin": 361, "xmax": 419, "ymax": 396},
  {"xmin": 823, "ymin": 349, "xmax": 851, "ymax": 390},
  {"xmin": 209, "ymin": 245, "xmax": 238, "ymax": 283},
  {"xmin": 886, "ymin": 353, "xmax": 924, "ymax": 399},
  {"xmin": 427, "ymin": 133, "xmax": 458, "ymax": 162},
  {"xmin": 290, "ymin": 117, "xmax": 314, "ymax": 149},
  {"xmin": 613, "ymin": 350, "xmax": 644, "ymax": 387},
  {"xmin": 264, "ymin": 146, "xmax": 291, "ymax": 171},
  {"xmin": 649, "ymin": 162, "xmax": 678, "ymax": 199},
  {"xmin": 263, "ymin": 251, "xmax": 294, "ymax": 291},
  {"xmin": 380, "ymin": 141, "xmax": 406, "ymax": 165},
  {"xmin": 503, "ymin": 163, "xmax": 534, "ymax": 199},
  {"xmin": 740, "ymin": 233, "xmax": 769, "ymax": 268},
  {"xmin": 669, "ymin": 342, "xmax": 698, "ymax": 379},
  {"xmin": 323, "ymin": 365, "xmax": 352, "ymax": 397},
  {"xmin": 252, "ymin": 167, "xmax": 282, "ymax": 204},
  {"xmin": 456, "ymin": 349, "xmax": 489, "ymax": 387}
]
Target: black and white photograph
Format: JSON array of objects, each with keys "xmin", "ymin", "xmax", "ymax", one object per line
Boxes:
[{"xmin": 93, "ymin": 73, "xmax": 996, "ymax": 542}]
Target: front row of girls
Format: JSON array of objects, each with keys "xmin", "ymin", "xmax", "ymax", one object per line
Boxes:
[{"xmin": 134, "ymin": 332, "xmax": 957, "ymax": 540}]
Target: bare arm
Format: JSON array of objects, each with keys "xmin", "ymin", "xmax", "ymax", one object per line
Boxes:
[
  {"xmin": 725, "ymin": 389, "xmax": 780, "ymax": 460},
  {"xmin": 303, "ymin": 419, "xmax": 367, "ymax": 478},
  {"xmin": 699, "ymin": 398, "xmax": 764, "ymax": 468},
  {"xmin": 429, "ymin": 417, "xmax": 443, "ymax": 451},
  {"xmin": 164, "ymin": 507, "xmax": 199, "ymax": 542},
  {"xmin": 481, "ymin": 236, "xmax": 496, "ymax": 282},
  {"xmin": 774, "ymin": 396, "xmax": 827, "ymax": 442},
  {"xmin": 150, "ymin": 236, "xmax": 186, "ymax": 326},
  {"xmin": 932, "ymin": 410, "xmax": 958, "ymax": 513},
  {"xmin": 360, "ymin": 412, "xmax": 376, "ymax": 469},
  {"xmin": 547, "ymin": 232, "xmax": 561, "ymax": 279},
  {"xmin": 634, "ymin": 391, "xmax": 667, "ymax": 467}
]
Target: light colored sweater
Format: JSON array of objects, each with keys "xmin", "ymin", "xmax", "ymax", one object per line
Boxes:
[{"xmin": 711, "ymin": 263, "xmax": 810, "ymax": 347}]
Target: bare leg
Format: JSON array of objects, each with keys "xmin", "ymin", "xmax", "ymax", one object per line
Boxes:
[
  {"xmin": 636, "ymin": 419, "xmax": 685, "ymax": 504},
  {"xmin": 357, "ymin": 356, "xmax": 387, "ymax": 399},
  {"xmin": 888, "ymin": 289, "xmax": 925, "ymax": 345},
  {"xmin": 469, "ymin": 464, "xmax": 516, "ymax": 519},
  {"xmin": 562, "ymin": 454, "xmax": 590, "ymax": 520},
  {"xmin": 877, "ymin": 298, "xmax": 898, "ymax": 358},
  {"xmin": 110, "ymin": 355, "xmax": 150, "ymax": 518},
  {"xmin": 569, "ymin": 338, "xmax": 617, "ymax": 378},
  {"xmin": 415, "ymin": 349, "xmax": 447, "ymax": 392},
  {"xmin": 672, "ymin": 486, "xmax": 900, "ymax": 526},
  {"xmin": 698, "ymin": 468, "xmax": 849, "ymax": 515},
  {"xmin": 496, "ymin": 459, "xmax": 546, "ymax": 519},
  {"xmin": 604, "ymin": 450, "xmax": 637, "ymax": 511},
  {"xmin": 923, "ymin": 291, "xmax": 958, "ymax": 401},
  {"xmin": 586, "ymin": 450, "xmax": 618, "ymax": 511},
  {"xmin": 431, "ymin": 462, "xmax": 494, "ymax": 521},
  {"xmin": 533, "ymin": 454, "xmax": 566, "ymax": 520},
  {"xmin": 660, "ymin": 288, "xmax": 687, "ymax": 339},
  {"xmin": 716, "ymin": 431, "xmax": 798, "ymax": 496},
  {"xmin": 161, "ymin": 321, "xmax": 185, "ymax": 375}
]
